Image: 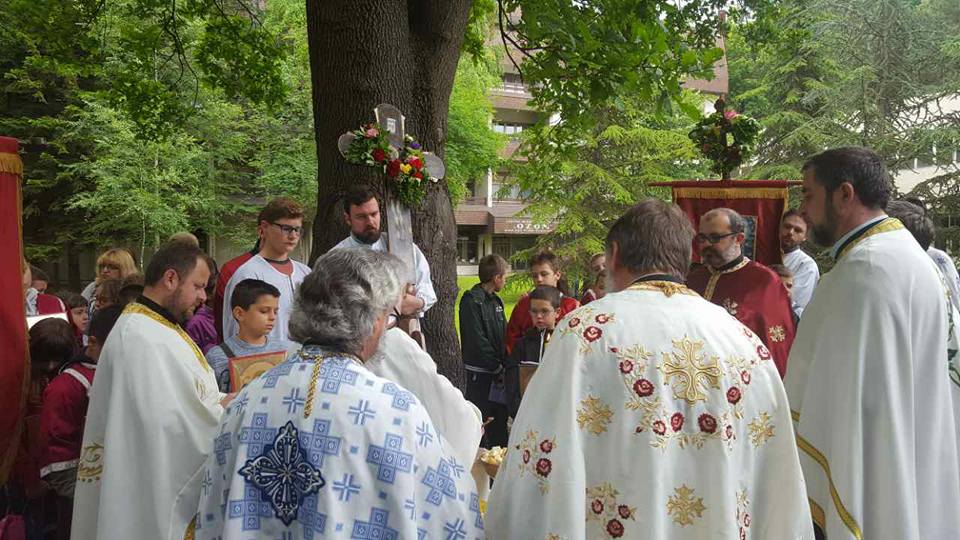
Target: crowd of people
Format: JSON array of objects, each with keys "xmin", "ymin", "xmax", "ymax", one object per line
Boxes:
[{"xmin": 6, "ymin": 146, "xmax": 960, "ymax": 539}]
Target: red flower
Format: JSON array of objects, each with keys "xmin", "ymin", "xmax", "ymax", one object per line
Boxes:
[
  {"xmin": 591, "ymin": 499, "xmax": 604, "ymax": 514},
  {"xmin": 583, "ymin": 326, "xmax": 602, "ymax": 342},
  {"xmin": 741, "ymin": 370, "xmax": 752, "ymax": 385},
  {"xmin": 743, "ymin": 513, "xmax": 751, "ymax": 527},
  {"xmin": 617, "ymin": 504, "xmax": 631, "ymax": 519},
  {"xmin": 652, "ymin": 420, "xmax": 667, "ymax": 435},
  {"xmin": 568, "ymin": 317, "xmax": 581, "ymax": 328},
  {"xmin": 698, "ymin": 413, "xmax": 717, "ymax": 434},
  {"xmin": 539, "ymin": 439, "xmax": 554, "ymax": 453},
  {"xmin": 633, "ymin": 379, "xmax": 654, "ymax": 397},
  {"xmin": 522, "ymin": 449, "xmax": 531, "ymax": 463},
  {"xmin": 371, "ymin": 148, "xmax": 387, "ymax": 163},
  {"xmin": 413, "ymin": 170, "xmax": 423, "ymax": 179},
  {"xmin": 739, "ymin": 529, "xmax": 746, "ymax": 540},
  {"xmin": 606, "ymin": 519, "xmax": 625, "ymax": 538},
  {"xmin": 610, "ymin": 347, "xmax": 619, "ymax": 353},
  {"xmin": 725, "ymin": 425, "xmax": 735, "ymax": 439},
  {"xmin": 726, "ymin": 386, "xmax": 742, "ymax": 404},
  {"xmin": 407, "ymin": 156, "xmax": 422, "ymax": 169},
  {"xmin": 671, "ymin": 412, "xmax": 685, "ymax": 432},
  {"xmin": 756, "ymin": 345, "xmax": 771, "ymax": 361},
  {"xmin": 595, "ymin": 313, "xmax": 610, "ymax": 324},
  {"xmin": 535, "ymin": 458, "xmax": 552, "ymax": 477},
  {"xmin": 619, "ymin": 360, "xmax": 633, "ymax": 374},
  {"xmin": 386, "ymin": 159, "xmax": 401, "ymax": 177}
]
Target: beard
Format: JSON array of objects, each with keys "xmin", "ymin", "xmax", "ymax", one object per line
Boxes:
[
  {"xmin": 166, "ymin": 287, "xmax": 195, "ymax": 324},
  {"xmin": 354, "ymin": 227, "xmax": 381, "ymax": 245},
  {"xmin": 809, "ymin": 202, "xmax": 839, "ymax": 247},
  {"xmin": 700, "ymin": 244, "xmax": 737, "ymax": 268}
]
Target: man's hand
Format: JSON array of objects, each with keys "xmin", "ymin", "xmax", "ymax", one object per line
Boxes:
[
  {"xmin": 220, "ymin": 392, "xmax": 238, "ymax": 408},
  {"xmin": 399, "ymin": 293, "xmax": 424, "ymax": 316}
]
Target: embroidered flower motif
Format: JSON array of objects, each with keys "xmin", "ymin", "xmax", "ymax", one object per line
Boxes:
[
  {"xmin": 743, "ymin": 513, "xmax": 751, "ymax": 527},
  {"xmin": 583, "ymin": 326, "xmax": 603, "ymax": 342},
  {"xmin": 522, "ymin": 449, "xmax": 531, "ymax": 463},
  {"xmin": 698, "ymin": 413, "xmax": 717, "ymax": 434},
  {"xmin": 666, "ymin": 484, "xmax": 706, "ymax": 526},
  {"xmin": 610, "ymin": 347, "xmax": 619, "ymax": 353},
  {"xmin": 595, "ymin": 314, "xmax": 611, "ymax": 324},
  {"xmin": 748, "ymin": 412, "xmax": 775, "ymax": 447},
  {"xmin": 540, "ymin": 439, "xmax": 554, "ymax": 453},
  {"xmin": 619, "ymin": 359, "xmax": 634, "ymax": 374},
  {"xmin": 606, "ymin": 519, "xmax": 625, "ymax": 538},
  {"xmin": 726, "ymin": 386, "xmax": 742, "ymax": 404},
  {"xmin": 725, "ymin": 425, "xmax": 735, "ymax": 440},
  {"xmin": 568, "ymin": 317, "xmax": 581, "ymax": 328},
  {"xmin": 741, "ymin": 370, "xmax": 752, "ymax": 385},
  {"xmin": 671, "ymin": 412, "xmax": 685, "ymax": 432},
  {"xmin": 591, "ymin": 499, "xmax": 604, "ymax": 514},
  {"xmin": 617, "ymin": 505, "xmax": 632, "ymax": 519},
  {"xmin": 652, "ymin": 420, "xmax": 667, "ymax": 435},
  {"xmin": 767, "ymin": 325, "xmax": 786, "ymax": 343},
  {"xmin": 756, "ymin": 345, "xmax": 771, "ymax": 361},
  {"xmin": 536, "ymin": 458, "xmax": 552, "ymax": 477},
  {"xmin": 633, "ymin": 378, "xmax": 654, "ymax": 397}
]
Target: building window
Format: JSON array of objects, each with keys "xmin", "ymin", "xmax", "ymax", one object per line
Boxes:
[
  {"xmin": 501, "ymin": 73, "xmax": 526, "ymax": 94},
  {"xmin": 493, "ymin": 236, "xmax": 536, "ymax": 270},
  {"xmin": 492, "ymin": 122, "xmax": 531, "ymax": 136},
  {"xmin": 457, "ymin": 236, "xmax": 479, "ymax": 264}
]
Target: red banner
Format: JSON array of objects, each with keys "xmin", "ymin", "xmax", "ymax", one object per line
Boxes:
[
  {"xmin": 653, "ymin": 180, "xmax": 795, "ymax": 266},
  {"xmin": 0, "ymin": 136, "xmax": 28, "ymax": 485}
]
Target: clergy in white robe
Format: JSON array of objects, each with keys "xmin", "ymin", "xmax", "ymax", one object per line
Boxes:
[
  {"xmin": 197, "ymin": 248, "xmax": 482, "ymax": 539},
  {"xmin": 73, "ymin": 242, "xmax": 223, "ymax": 540},
  {"xmin": 787, "ymin": 148, "xmax": 960, "ymax": 539},
  {"xmin": 486, "ymin": 199, "xmax": 813, "ymax": 540}
]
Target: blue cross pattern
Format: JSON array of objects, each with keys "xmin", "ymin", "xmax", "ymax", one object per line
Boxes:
[
  {"xmin": 201, "ymin": 468, "xmax": 212, "ymax": 496},
  {"xmin": 298, "ymin": 418, "xmax": 342, "ymax": 467},
  {"xmin": 262, "ymin": 362, "xmax": 295, "ymax": 389},
  {"xmin": 297, "ymin": 493, "xmax": 327, "ymax": 540},
  {"xmin": 239, "ymin": 413, "xmax": 278, "ymax": 458},
  {"xmin": 366, "ymin": 433, "xmax": 414, "ymax": 484},
  {"xmin": 233, "ymin": 393, "xmax": 249, "ymax": 414},
  {"xmin": 282, "ymin": 387, "xmax": 307, "ymax": 414},
  {"xmin": 228, "ymin": 484, "xmax": 273, "ymax": 531},
  {"xmin": 381, "ymin": 382, "xmax": 416, "ymax": 411},
  {"xmin": 444, "ymin": 518, "xmax": 468, "ymax": 540},
  {"xmin": 351, "ymin": 507, "xmax": 398, "ymax": 540},
  {"xmin": 333, "ymin": 474, "xmax": 361, "ymax": 502},
  {"xmin": 421, "ymin": 458, "xmax": 458, "ymax": 506},
  {"xmin": 469, "ymin": 493, "xmax": 484, "ymax": 530},
  {"xmin": 318, "ymin": 361, "xmax": 359, "ymax": 394},
  {"xmin": 416, "ymin": 422, "xmax": 433, "ymax": 447},
  {"xmin": 348, "ymin": 400, "xmax": 376, "ymax": 426},
  {"xmin": 214, "ymin": 431, "xmax": 233, "ymax": 465}
]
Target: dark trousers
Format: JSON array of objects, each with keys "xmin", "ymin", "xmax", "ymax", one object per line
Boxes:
[{"xmin": 465, "ymin": 371, "xmax": 509, "ymax": 449}]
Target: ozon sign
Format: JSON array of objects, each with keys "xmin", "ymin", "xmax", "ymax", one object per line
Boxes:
[{"xmin": 501, "ymin": 219, "xmax": 554, "ymax": 234}]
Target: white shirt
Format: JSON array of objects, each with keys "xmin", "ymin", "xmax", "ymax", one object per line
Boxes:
[
  {"xmin": 220, "ymin": 254, "xmax": 310, "ymax": 343},
  {"xmin": 929, "ymin": 247, "xmax": 960, "ymax": 314},
  {"xmin": 783, "ymin": 248, "xmax": 820, "ymax": 318},
  {"xmin": 332, "ymin": 235, "xmax": 437, "ymax": 315}
]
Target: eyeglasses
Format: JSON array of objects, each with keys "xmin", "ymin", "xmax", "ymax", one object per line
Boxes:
[
  {"xmin": 99, "ymin": 264, "xmax": 120, "ymax": 272},
  {"xmin": 268, "ymin": 222, "xmax": 303, "ymax": 236},
  {"xmin": 695, "ymin": 232, "xmax": 737, "ymax": 244}
]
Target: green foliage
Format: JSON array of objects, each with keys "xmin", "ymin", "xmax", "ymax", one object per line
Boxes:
[{"xmin": 688, "ymin": 101, "xmax": 762, "ymax": 179}]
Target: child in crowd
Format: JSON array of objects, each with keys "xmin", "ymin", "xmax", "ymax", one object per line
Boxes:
[
  {"xmin": 205, "ymin": 278, "xmax": 294, "ymax": 392},
  {"xmin": 93, "ymin": 278, "xmax": 123, "ymax": 312},
  {"xmin": 61, "ymin": 292, "xmax": 90, "ymax": 353},
  {"xmin": 770, "ymin": 264, "xmax": 795, "ymax": 296},
  {"xmin": 505, "ymin": 285, "xmax": 561, "ymax": 417},
  {"xmin": 504, "ymin": 251, "xmax": 579, "ymax": 354},
  {"xmin": 580, "ymin": 253, "xmax": 606, "ymax": 304}
]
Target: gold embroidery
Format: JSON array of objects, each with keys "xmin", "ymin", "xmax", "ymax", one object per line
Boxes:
[
  {"xmin": 796, "ymin": 433, "xmax": 864, "ymax": 539},
  {"xmin": 791, "ymin": 409, "xmax": 801, "ymax": 422},
  {"xmin": 666, "ymin": 485, "xmax": 706, "ymax": 526},
  {"xmin": 660, "ymin": 337, "xmax": 722, "ymax": 404},
  {"xmin": 183, "ymin": 516, "xmax": 196, "ymax": 540},
  {"xmin": 300, "ymin": 350, "xmax": 362, "ymax": 419},
  {"xmin": 577, "ymin": 395, "xmax": 613, "ymax": 435},
  {"xmin": 809, "ymin": 498, "xmax": 826, "ymax": 531},
  {"xmin": 703, "ymin": 258, "xmax": 750, "ymax": 301},
  {"xmin": 77, "ymin": 442, "xmax": 104, "ymax": 482},
  {"xmin": 627, "ymin": 280, "xmax": 696, "ymax": 297},
  {"xmin": 674, "ymin": 186, "xmax": 789, "ymax": 200},
  {"xmin": 767, "ymin": 325, "xmax": 786, "ymax": 343},
  {"xmin": 124, "ymin": 303, "xmax": 211, "ymax": 373},
  {"xmin": 722, "ymin": 298, "xmax": 739, "ymax": 316},
  {"xmin": 515, "ymin": 430, "xmax": 556, "ymax": 494},
  {"xmin": 747, "ymin": 411, "xmax": 775, "ymax": 447},
  {"xmin": 558, "ymin": 308, "xmax": 615, "ymax": 354},
  {"xmin": 836, "ymin": 218, "xmax": 904, "ymax": 261},
  {"xmin": 736, "ymin": 489, "xmax": 751, "ymax": 538},
  {"xmin": 585, "ymin": 483, "xmax": 636, "ymax": 536}
]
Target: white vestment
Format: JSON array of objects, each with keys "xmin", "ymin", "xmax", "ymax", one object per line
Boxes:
[
  {"xmin": 929, "ymin": 246, "xmax": 960, "ymax": 314},
  {"xmin": 786, "ymin": 219, "xmax": 960, "ymax": 539},
  {"xmin": 72, "ymin": 302, "xmax": 223, "ymax": 540},
  {"xmin": 366, "ymin": 328, "xmax": 482, "ymax": 468},
  {"xmin": 221, "ymin": 254, "xmax": 311, "ymax": 343},
  {"xmin": 332, "ymin": 236, "xmax": 437, "ymax": 314},
  {"xmin": 783, "ymin": 248, "xmax": 820, "ymax": 318},
  {"xmin": 486, "ymin": 281, "xmax": 812, "ymax": 539}
]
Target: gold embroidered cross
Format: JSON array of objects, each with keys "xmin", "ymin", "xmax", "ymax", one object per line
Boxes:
[
  {"xmin": 660, "ymin": 337, "xmax": 722, "ymax": 404},
  {"xmin": 767, "ymin": 325, "xmax": 786, "ymax": 343}
]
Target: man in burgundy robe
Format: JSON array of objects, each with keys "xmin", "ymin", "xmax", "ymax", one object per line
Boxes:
[{"xmin": 687, "ymin": 208, "xmax": 795, "ymax": 377}]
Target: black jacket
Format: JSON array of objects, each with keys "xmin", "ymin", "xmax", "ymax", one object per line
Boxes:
[
  {"xmin": 459, "ymin": 284, "xmax": 506, "ymax": 373},
  {"xmin": 504, "ymin": 327, "xmax": 552, "ymax": 416}
]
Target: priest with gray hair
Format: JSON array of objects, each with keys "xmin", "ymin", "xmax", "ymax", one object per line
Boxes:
[{"xmin": 197, "ymin": 248, "xmax": 484, "ymax": 539}]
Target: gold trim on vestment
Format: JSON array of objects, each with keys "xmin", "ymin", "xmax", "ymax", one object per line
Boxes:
[
  {"xmin": 184, "ymin": 516, "xmax": 196, "ymax": 540},
  {"xmin": 795, "ymin": 433, "xmax": 863, "ymax": 539},
  {"xmin": 673, "ymin": 187, "xmax": 789, "ymax": 200},
  {"xmin": 791, "ymin": 409, "xmax": 801, "ymax": 422},
  {"xmin": 124, "ymin": 302, "xmax": 211, "ymax": 373},
  {"xmin": 300, "ymin": 349, "xmax": 362, "ymax": 418},
  {"xmin": 626, "ymin": 281, "xmax": 697, "ymax": 297},
  {"xmin": 836, "ymin": 218, "xmax": 905, "ymax": 261},
  {"xmin": 703, "ymin": 258, "xmax": 750, "ymax": 301},
  {"xmin": 809, "ymin": 498, "xmax": 826, "ymax": 530}
]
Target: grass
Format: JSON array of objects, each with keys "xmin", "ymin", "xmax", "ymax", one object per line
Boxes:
[{"xmin": 454, "ymin": 275, "xmax": 527, "ymax": 334}]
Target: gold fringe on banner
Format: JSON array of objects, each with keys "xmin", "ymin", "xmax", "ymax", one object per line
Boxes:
[
  {"xmin": 673, "ymin": 187, "xmax": 789, "ymax": 200},
  {"xmin": 0, "ymin": 151, "xmax": 23, "ymax": 176}
]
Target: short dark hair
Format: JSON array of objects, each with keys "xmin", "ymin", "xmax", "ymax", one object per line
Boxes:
[
  {"xmin": 705, "ymin": 208, "xmax": 746, "ymax": 234},
  {"xmin": 606, "ymin": 198, "xmax": 695, "ymax": 280},
  {"xmin": 478, "ymin": 254, "xmax": 509, "ymax": 283},
  {"xmin": 528, "ymin": 250, "xmax": 561, "ymax": 272},
  {"xmin": 144, "ymin": 241, "xmax": 208, "ymax": 287},
  {"xmin": 122, "ymin": 272, "xmax": 145, "ymax": 287},
  {"xmin": 88, "ymin": 304, "xmax": 124, "ymax": 344},
  {"xmin": 119, "ymin": 284, "xmax": 143, "ymax": 305},
  {"xmin": 258, "ymin": 197, "xmax": 304, "ymax": 224},
  {"xmin": 342, "ymin": 187, "xmax": 379, "ymax": 214},
  {"xmin": 29, "ymin": 318, "xmax": 75, "ymax": 365},
  {"xmin": 769, "ymin": 264, "xmax": 793, "ymax": 279},
  {"xmin": 529, "ymin": 285, "xmax": 562, "ymax": 309},
  {"xmin": 782, "ymin": 208, "xmax": 803, "ymax": 221},
  {"xmin": 802, "ymin": 147, "xmax": 892, "ymax": 209},
  {"xmin": 60, "ymin": 292, "xmax": 88, "ymax": 310},
  {"xmin": 95, "ymin": 278, "xmax": 124, "ymax": 306},
  {"xmin": 31, "ymin": 266, "xmax": 49, "ymax": 283},
  {"xmin": 231, "ymin": 278, "xmax": 281, "ymax": 311},
  {"xmin": 886, "ymin": 200, "xmax": 934, "ymax": 250}
]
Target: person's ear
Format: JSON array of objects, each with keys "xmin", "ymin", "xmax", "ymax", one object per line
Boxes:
[
  {"xmin": 163, "ymin": 269, "xmax": 179, "ymax": 290},
  {"xmin": 838, "ymin": 182, "xmax": 856, "ymax": 205},
  {"xmin": 735, "ymin": 232, "xmax": 746, "ymax": 245},
  {"xmin": 233, "ymin": 306, "xmax": 244, "ymax": 322}
]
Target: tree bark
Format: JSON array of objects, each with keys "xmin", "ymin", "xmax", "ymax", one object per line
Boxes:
[{"xmin": 306, "ymin": 0, "xmax": 472, "ymax": 389}]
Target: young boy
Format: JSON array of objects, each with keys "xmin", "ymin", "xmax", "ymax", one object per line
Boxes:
[
  {"xmin": 459, "ymin": 254, "xmax": 510, "ymax": 448},
  {"xmin": 206, "ymin": 278, "xmax": 294, "ymax": 392},
  {"xmin": 39, "ymin": 305, "xmax": 124, "ymax": 538},
  {"xmin": 505, "ymin": 285, "xmax": 561, "ymax": 417},
  {"xmin": 62, "ymin": 292, "xmax": 90, "ymax": 352},
  {"xmin": 770, "ymin": 263, "xmax": 799, "ymax": 324},
  {"xmin": 505, "ymin": 251, "xmax": 579, "ymax": 354}
]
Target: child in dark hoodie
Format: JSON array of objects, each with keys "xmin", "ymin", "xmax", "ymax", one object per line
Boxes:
[{"xmin": 505, "ymin": 285, "xmax": 561, "ymax": 417}]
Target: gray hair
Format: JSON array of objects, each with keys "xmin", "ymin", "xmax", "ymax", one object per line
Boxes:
[
  {"xmin": 289, "ymin": 248, "xmax": 405, "ymax": 355},
  {"xmin": 703, "ymin": 207, "xmax": 746, "ymax": 234}
]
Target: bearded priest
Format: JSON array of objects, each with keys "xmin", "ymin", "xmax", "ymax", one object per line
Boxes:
[
  {"xmin": 787, "ymin": 147, "xmax": 960, "ymax": 539},
  {"xmin": 485, "ymin": 199, "xmax": 813, "ymax": 539},
  {"xmin": 687, "ymin": 208, "xmax": 796, "ymax": 377}
]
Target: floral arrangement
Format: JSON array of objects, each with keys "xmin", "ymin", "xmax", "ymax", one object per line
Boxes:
[
  {"xmin": 688, "ymin": 97, "xmax": 761, "ymax": 180},
  {"xmin": 342, "ymin": 123, "xmax": 435, "ymax": 207}
]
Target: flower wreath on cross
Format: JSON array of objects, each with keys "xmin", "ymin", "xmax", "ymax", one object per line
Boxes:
[
  {"xmin": 688, "ymin": 97, "xmax": 762, "ymax": 180},
  {"xmin": 342, "ymin": 123, "xmax": 437, "ymax": 207}
]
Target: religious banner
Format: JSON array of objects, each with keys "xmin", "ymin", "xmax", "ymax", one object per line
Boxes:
[
  {"xmin": 0, "ymin": 136, "xmax": 27, "ymax": 484},
  {"xmin": 653, "ymin": 180, "xmax": 795, "ymax": 266},
  {"xmin": 227, "ymin": 350, "xmax": 288, "ymax": 393}
]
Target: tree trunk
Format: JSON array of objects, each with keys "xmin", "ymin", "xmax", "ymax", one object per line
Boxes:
[{"xmin": 306, "ymin": 0, "xmax": 472, "ymax": 389}]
